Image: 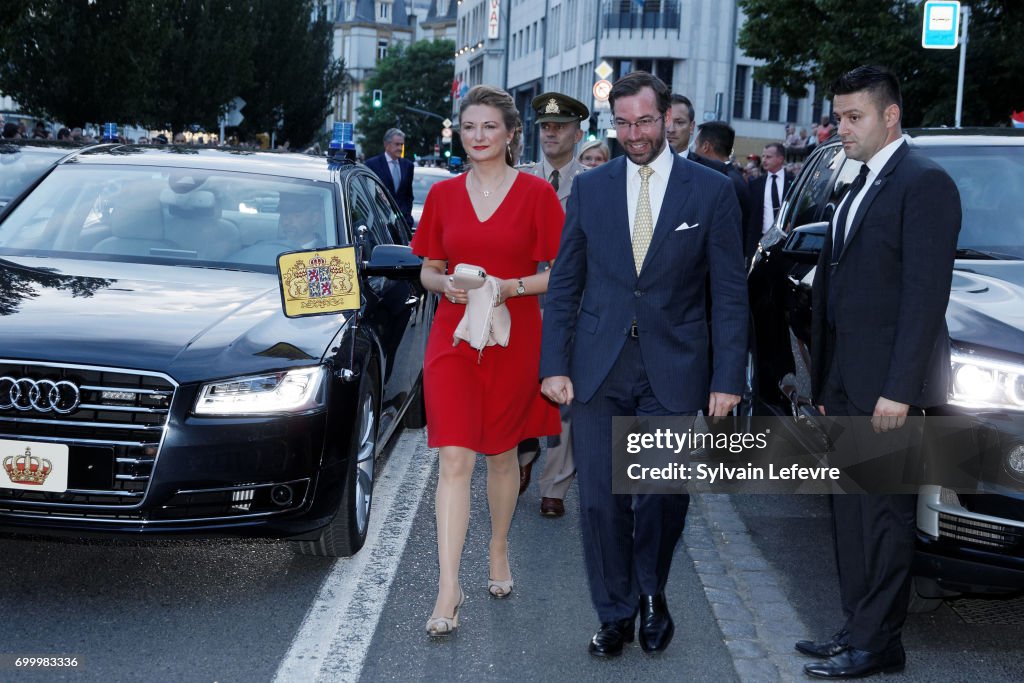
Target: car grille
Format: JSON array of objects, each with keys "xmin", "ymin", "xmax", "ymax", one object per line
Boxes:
[
  {"xmin": 938, "ymin": 511, "xmax": 1024, "ymax": 551},
  {"xmin": 0, "ymin": 360, "xmax": 175, "ymax": 508}
]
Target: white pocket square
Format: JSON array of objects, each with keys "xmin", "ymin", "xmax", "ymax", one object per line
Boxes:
[{"xmin": 675, "ymin": 222, "xmax": 699, "ymax": 231}]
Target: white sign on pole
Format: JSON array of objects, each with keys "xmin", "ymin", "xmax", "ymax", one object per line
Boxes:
[
  {"xmin": 922, "ymin": 1, "xmax": 960, "ymax": 49},
  {"xmin": 488, "ymin": 0, "xmax": 500, "ymax": 39}
]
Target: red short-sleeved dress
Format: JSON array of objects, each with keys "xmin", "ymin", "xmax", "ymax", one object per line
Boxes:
[{"xmin": 410, "ymin": 171, "xmax": 563, "ymax": 454}]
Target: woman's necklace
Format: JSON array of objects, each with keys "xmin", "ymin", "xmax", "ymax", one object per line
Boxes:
[{"xmin": 471, "ymin": 168, "xmax": 510, "ymax": 198}]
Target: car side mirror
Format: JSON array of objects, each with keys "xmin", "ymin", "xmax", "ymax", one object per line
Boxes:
[
  {"xmin": 782, "ymin": 222, "xmax": 829, "ymax": 264},
  {"xmin": 363, "ymin": 244, "xmax": 422, "ymax": 279}
]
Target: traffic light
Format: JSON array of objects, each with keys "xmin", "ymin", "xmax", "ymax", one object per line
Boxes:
[
  {"xmin": 372, "ymin": 89, "xmax": 383, "ymax": 109},
  {"xmin": 588, "ymin": 113, "xmax": 599, "ymax": 139}
]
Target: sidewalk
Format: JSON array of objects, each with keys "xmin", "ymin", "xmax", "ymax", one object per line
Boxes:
[{"xmin": 358, "ymin": 455, "xmax": 805, "ymax": 682}]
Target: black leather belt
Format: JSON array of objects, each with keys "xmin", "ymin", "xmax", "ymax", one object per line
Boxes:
[{"xmin": 629, "ymin": 322, "xmax": 640, "ymax": 338}]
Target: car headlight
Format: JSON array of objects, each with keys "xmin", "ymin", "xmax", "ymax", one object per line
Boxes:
[
  {"xmin": 949, "ymin": 347, "xmax": 1024, "ymax": 412},
  {"xmin": 194, "ymin": 366, "xmax": 328, "ymax": 416}
]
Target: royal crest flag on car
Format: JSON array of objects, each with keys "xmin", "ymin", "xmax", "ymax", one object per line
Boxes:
[
  {"xmin": 1012, "ymin": 111, "xmax": 1024, "ymax": 129},
  {"xmin": 278, "ymin": 246, "xmax": 361, "ymax": 317}
]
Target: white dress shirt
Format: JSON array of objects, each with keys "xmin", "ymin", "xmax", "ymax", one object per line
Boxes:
[
  {"xmin": 834, "ymin": 137, "xmax": 906, "ymax": 242},
  {"xmin": 761, "ymin": 170, "xmax": 784, "ymax": 235},
  {"xmin": 626, "ymin": 143, "xmax": 675, "ymax": 238}
]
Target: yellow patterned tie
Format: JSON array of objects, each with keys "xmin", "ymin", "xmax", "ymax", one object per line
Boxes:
[{"xmin": 632, "ymin": 165, "xmax": 655, "ymax": 274}]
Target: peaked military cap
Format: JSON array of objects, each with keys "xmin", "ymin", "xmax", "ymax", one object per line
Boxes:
[{"xmin": 532, "ymin": 92, "xmax": 589, "ymax": 124}]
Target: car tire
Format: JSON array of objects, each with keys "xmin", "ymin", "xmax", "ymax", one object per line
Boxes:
[
  {"xmin": 403, "ymin": 378, "xmax": 427, "ymax": 429},
  {"xmin": 734, "ymin": 320, "xmax": 759, "ymax": 432},
  {"xmin": 292, "ymin": 367, "xmax": 379, "ymax": 557}
]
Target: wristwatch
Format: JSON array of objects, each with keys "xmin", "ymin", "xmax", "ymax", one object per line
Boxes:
[{"xmin": 515, "ymin": 279, "xmax": 526, "ymax": 296}]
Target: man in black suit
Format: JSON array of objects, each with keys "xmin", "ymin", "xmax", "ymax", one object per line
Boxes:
[
  {"xmin": 797, "ymin": 65, "xmax": 961, "ymax": 679},
  {"xmin": 693, "ymin": 121, "xmax": 751, "ymax": 237},
  {"xmin": 667, "ymin": 93, "xmax": 723, "ymax": 173},
  {"xmin": 364, "ymin": 128, "xmax": 414, "ymax": 227},
  {"xmin": 745, "ymin": 141, "xmax": 793, "ymax": 259}
]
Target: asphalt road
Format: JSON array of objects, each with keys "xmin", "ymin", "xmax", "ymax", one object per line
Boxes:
[{"xmin": 1, "ymin": 427, "xmax": 1021, "ymax": 682}]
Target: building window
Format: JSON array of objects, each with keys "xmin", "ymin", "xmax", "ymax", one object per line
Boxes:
[
  {"xmin": 549, "ymin": 6, "xmax": 560, "ymax": 54},
  {"xmin": 656, "ymin": 60, "xmax": 673, "ymax": 92},
  {"xmin": 564, "ymin": 0, "xmax": 577, "ymax": 49},
  {"xmin": 787, "ymin": 95, "xmax": 799, "ymax": 125},
  {"xmin": 768, "ymin": 87, "xmax": 781, "ymax": 121},
  {"xmin": 750, "ymin": 81, "xmax": 765, "ymax": 121},
  {"xmin": 377, "ymin": 39, "xmax": 389, "ymax": 61},
  {"xmin": 812, "ymin": 91, "xmax": 824, "ymax": 126},
  {"xmin": 733, "ymin": 65, "xmax": 748, "ymax": 119},
  {"xmin": 377, "ymin": 1, "xmax": 390, "ymax": 20}
]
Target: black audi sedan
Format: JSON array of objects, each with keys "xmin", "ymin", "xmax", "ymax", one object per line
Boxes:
[
  {"xmin": 747, "ymin": 129, "xmax": 1024, "ymax": 602},
  {"xmin": 0, "ymin": 145, "xmax": 431, "ymax": 556}
]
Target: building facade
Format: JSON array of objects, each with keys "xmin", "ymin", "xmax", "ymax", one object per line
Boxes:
[{"xmin": 453, "ymin": 0, "xmax": 830, "ymax": 161}]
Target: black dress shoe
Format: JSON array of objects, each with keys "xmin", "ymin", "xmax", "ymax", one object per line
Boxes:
[
  {"xmin": 795, "ymin": 628, "xmax": 850, "ymax": 658},
  {"xmin": 804, "ymin": 644, "xmax": 906, "ymax": 679},
  {"xmin": 638, "ymin": 593, "xmax": 674, "ymax": 653},
  {"xmin": 588, "ymin": 618, "xmax": 635, "ymax": 658},
  {"xmin": 518, "ymin": 461, "xmax": 533, "ymax": 496}
]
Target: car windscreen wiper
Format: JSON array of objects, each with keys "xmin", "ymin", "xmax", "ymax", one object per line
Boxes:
[{"xmin": 955, "ymin": 247, "xmax": 1018, "ymax": 260}]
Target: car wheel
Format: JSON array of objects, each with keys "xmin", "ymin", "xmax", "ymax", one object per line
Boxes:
[
  {"xmin": 292, "ymin": 369, "xmax": 379, "ymax": 557},
  {"xmin": 403, "ymin": 378, "xmax": 427, "ymax": 429},
  {"xmin": 734, "ymin": 322, "xmax": 758, "ymax": 432}
]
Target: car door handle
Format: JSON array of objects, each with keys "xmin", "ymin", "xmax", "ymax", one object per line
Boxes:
[{"xmin": 404, "ymin": 295, "xmax": 419, "ymax": 307}]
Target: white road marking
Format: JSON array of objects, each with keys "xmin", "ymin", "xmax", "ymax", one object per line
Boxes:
[{"xmin": 273, "ymin": 428, "xmax": 434, "ymax": 683}]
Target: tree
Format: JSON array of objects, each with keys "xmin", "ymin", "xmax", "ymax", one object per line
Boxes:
[
  {"xmin": 737, "ymin": 0, "xmax": 1024, "ymax": 127},
  {"xmin": 0, "ymin": 0, "xmax": 171, "ymax": 127},
  {"xmin": 357, "ymin": 40, "xmax": 455, "ymax": 158},
  {"xmin": 149, "ymin": 0, "xmax": 258, "ymax": 135},
  {"xmin": 238, "ymin": 0, "xmax": 347, "ymax": 149},
  {"xmin": 0, "ymin": 0, "xmax": 343, "ymax": 144}
]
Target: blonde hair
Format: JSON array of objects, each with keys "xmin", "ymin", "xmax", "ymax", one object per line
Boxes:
[
  {"xmin": 578, "ymin": 139, "xmax": 610, "ymax": 163},
  {"xmin": 459, "ymin": 84, "xmax": 522, "ymax": 167}
]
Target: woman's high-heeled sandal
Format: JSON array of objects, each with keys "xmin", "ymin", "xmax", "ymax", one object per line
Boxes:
[
  {"xmin": 426, "ymin": 589, "xmax": 465, "ymax": 637},
  {"xmin": 487, "ymin": 577, "xmax": 513, "ymax": 599}
]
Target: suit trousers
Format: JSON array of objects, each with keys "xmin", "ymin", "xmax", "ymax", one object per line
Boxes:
[
  {"xmin": 517, "ymin": 407, "xmax": 575, "ymax": 499},
  {"xmin": 571, "ymin": 336, "xmax": 691, "ymax": 622},
  {"xmin": 821, "ymin": 348, "xmax": 920, "ymax": 653}
]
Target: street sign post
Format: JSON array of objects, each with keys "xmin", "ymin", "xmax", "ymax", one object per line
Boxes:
[
  {"xmin": 922, "ymin": 1, "xmax": 960, "ymax": 48},
  {"xmin": 922, "ymin": 1, "xmax": 969, "ymax": 127}
]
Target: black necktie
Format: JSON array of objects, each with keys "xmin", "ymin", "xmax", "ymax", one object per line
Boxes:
[
  {"xmin": 770, "ymin": 173, "xmax": 780, "ymax": 217},
  {"xmin": 831, "ymin": 164, "xmax": 870, "ymax": 264},
  {"xmin": 549, "ymin": 169, "xmax": 560, "ymax": 191}
]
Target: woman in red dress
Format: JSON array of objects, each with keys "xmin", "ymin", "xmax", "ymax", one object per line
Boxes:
[{"xmin": 411, "ymin": 85, "xmax": 563, "ymax": 636}]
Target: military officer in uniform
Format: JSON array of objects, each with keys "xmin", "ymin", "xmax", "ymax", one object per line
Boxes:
[
  {"xmin": 519, "ymin": 92, "xmax": 590, "ymax": 209},
  {"xmin": 517, "ymin": 91, "xmax": 590, "ymax": 517}
]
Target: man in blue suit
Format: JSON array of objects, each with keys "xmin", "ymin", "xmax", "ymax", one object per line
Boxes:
[
  {"xmin": 364, "ymin": 128, "xmax": 414, "ymax": 227},
  {"xmin": 540, "ymin": 72, "xmax": 748, "ymax": 658}
]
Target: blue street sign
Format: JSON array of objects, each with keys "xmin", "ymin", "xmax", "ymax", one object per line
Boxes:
[{"xmin": 922, "ymin": 1, "xmax": 961, "ymax": 49}]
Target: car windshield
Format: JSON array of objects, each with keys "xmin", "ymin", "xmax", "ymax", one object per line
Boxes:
[
  {"xmin": 412, "ymin": 171, "xmax": 451, "ymax": 204},
  {"xmin": 925, "ymin": 145, "xmax": 1024, "ymax": 259},
  {"xmin": 0, "ymin": 164, "xmax": 338, "ymax": 271},
  {"xmin": 0, "ymin": 146, "xmax": 66, "ymax": 209}
]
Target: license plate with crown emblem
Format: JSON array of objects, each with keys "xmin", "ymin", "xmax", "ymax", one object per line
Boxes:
[{"xmin": 1, "ymin": 439, "xmax": 69, "ymax": 493}]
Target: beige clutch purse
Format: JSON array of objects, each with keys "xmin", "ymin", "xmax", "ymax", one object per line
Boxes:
[{"xmin": 451, "ymin": 263, "xmax": 487, "ymax": 290}]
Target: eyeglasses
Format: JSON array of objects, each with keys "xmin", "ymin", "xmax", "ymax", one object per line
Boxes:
[{"xmin": 612, "ymin": 116, "xmax": 664, "ymax": 133}]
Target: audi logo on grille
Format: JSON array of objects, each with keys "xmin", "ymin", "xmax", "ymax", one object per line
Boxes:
[{"xmin": 0, "ymin": 376, "xmax": 81, "ymax": 414}]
